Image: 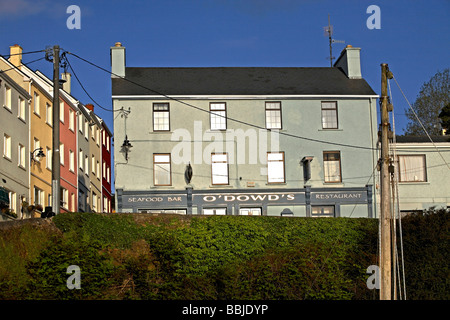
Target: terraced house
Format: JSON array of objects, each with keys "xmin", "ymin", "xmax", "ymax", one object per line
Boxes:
[
  {"xmin": 0, "ymin": 44, "xmax": 114, "ymax": 219},
  {"xmin": 111, "ymin": 43, "xmax": 380, "ymax": 217}
]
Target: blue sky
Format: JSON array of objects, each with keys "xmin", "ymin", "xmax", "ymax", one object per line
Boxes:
[
  {"xmin": 1, "ymin": 0, "xmax": 449, "ymax": 133},
  {"xmin": 1, "ymin": 0, "xmax": 449, "ymax": 192}
]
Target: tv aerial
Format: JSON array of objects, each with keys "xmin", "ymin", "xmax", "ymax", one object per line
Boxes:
[{"xmin": 324, "ymin": 14, "xmax": 345, "ymax": 67}]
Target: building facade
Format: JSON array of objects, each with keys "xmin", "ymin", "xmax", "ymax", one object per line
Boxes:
[
  {"xmin": 0, "ymin": 44, "xmax": 114, "ymax": 219},
  {"xmin": 393, "ymin": 136, "xmax": 450, "ymax": 213},
  {"xmin": 77, "ymin": 104, "xmax": 92, "ymax": 212},
  {"xmin": 86, "ymin": 105, "xmax": 103, "ymax": 213},
  {"xmin": 112, "ymin": 43, "xmax": 380, "ymax": 217},
  {"xmin": 101, "ymin": 120, "xmax": 113, "ymax": 213},
  {"xmin": 0, "ymin": 71, "xmax": 31, "ymax": 220}
]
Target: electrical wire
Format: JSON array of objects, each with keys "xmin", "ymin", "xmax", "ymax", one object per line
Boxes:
[
  {"xmin": 1, "ymin": 49, "xmax": 46, "ymax": 58},
  {"xmin": 65, "ymin": 50, "xmax": 384, "ymax": 152},
  {"xmin": 66, "ymin": 50, "xmax": 450, "ymax": 154},
  {"xmin": 0, "ymin": 56, "xmax": 46, "ymax": 74},
  {"xmin": 62, "ymin": 53, "xmax": 122, "ymax": 113},
  {"xmin": 392, "ymin": 75, "xmax": 450, "ymax": 171}
]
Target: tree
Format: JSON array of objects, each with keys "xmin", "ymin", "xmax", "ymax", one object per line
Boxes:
[
  {"xmin": 404, "ymin": 68, "xmax": 449, "ymax": 136},
  {"xmin": 438, "ymin": 103, "xmax": 450, "ymax": 132}
]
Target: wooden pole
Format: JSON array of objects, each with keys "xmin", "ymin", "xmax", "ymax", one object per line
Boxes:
[{"xmin": 380, "ymin": 63, "xmax": 392, "ymax": 300}]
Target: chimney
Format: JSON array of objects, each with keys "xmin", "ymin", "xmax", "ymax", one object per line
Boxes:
[
  {"xmin": 61, "ymin": 72, "xmax": 71, "ymax": 94},
  {"xmin": 86, "ymin": 103, "xmax": 94, "ymax": 111},
  {"xmin": 9, "ymin": 44, "xmax": 23, "ymax": 68},
  {"xmin": 110, "ymin": 42, "xmax": 125, "ymax": 78},
  {"xmin": 334, "ymin": 45, "xmax": 362, "ymax": 79}
]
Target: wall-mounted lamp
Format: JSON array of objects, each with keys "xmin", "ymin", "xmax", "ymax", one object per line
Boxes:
[
  {"xmin": 185, "ymin": 162, "xmax": 193, "ymax": 184},
  {"xmin": 301, "ymin": 156, "xmax": 314, "ymax": 181},
  {"xmin": 121, "ymin": 135, "xmax": 132, "ymax": 161},
  {"xmin": 31, "ymin": 147, "xmax": 46, "ymax": 163}
]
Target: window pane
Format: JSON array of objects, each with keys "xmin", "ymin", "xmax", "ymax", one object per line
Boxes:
[
  {"xmin": 267, "ymin": 152, "xmax": 284, "ymax": 183},
  {"xmin": 321, "ymin": 102, "xmax": 338, "ymax": 129},
  {"xmin": 211, "ymin": 110, "xmax": 226, "ymax": 130},
  {"xmin": 154, "ymin": 154, "xmax": 170, "ymax": 163},
  {"xmin": 398, "ymin": 155, "xmax": 426, "ymax": 182},
  {"xmin": 210, "ymin": 103, "xmax": 225, "ymax": 111},
  {"xmin": 324, "ymin": 152, "xmax": 341, "ymax": 182},
  {"xmin": 212, "ymin": 154, "xmax": 228, "ymax": 184},
  {"xmin": 266, "ymin": 102, "xmax": 282, "ymax": 129},
  {"xmin": 154, "ymin": 154, "xmax": 171, "ymax": 185}
]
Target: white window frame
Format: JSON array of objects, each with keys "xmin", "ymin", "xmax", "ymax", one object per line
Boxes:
[
  {"xmin": 33, "ymin": 92, "xmax": 40, "ymax": 115},
  {"xmin": 267, "ymin": 152, "xmax": 285, "ymax": 184},
  {"xmin": 18, "ymin": 97, "xmax": 26, "ymax": 120},
  {"xmin": 321, "ymin": 101, "xmax": 338, "ymax": 129},
  {"xmin": 46, "ymin": 102, "xmax": 52, "ymax": 126},
  {"xmin": 69, "ymin": 108, "xmax": 74, "ymax": 131},
  {"xmin": 46, "ymin": 147, "xmax": 52, "ymax": 169},
  {"xmin": 4, "ymin": 85, "xmax": 11, "ymax": 110},
  {"xmin": 323, "ymin": 151, "xmax": 342, "ymax": 183},
  {"xmin": 265, "ymin": 102, "xmax": 282, "ymax": 129},
  {"xmin": 69, "ymin": 149, "xmax": 75, "ymax": 172},
  {"xmin": 210, "ymin": 102, "xmax": 227, "ymax": 130},
  {"xmin": 3, "ymin": 134, "xmax": 11, "ymax": 159},
  {"xmin": 18, "ymin": 143, "xmax": 26, "ymax": 168},
  {"xmin": 211, "ymin": 153, "xmax": 229, "ymax": 185},
  {"xmin": 153, "ymin": 154, "xmax": 171, "ymax": 186},
  {"xmin": 153, "ymin": 103, "xmax": 170, "ymax": 131},
  {"xmin": 397, "ymin": 155, "xmax": 427, "ymax": 182}
]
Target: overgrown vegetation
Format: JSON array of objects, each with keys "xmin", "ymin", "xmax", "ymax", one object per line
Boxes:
[{"xmin": 0, "ymin": 209, "xmax": 448, "ymax": 300}]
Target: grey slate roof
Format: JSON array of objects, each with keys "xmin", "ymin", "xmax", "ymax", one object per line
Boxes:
[
  {"xmin": 395, "ymin": 135, "xmax": 450, "ymax": 143},
  {"xmin": 112, "ymin": 67, "xmax": 377, "ymax": 96}
]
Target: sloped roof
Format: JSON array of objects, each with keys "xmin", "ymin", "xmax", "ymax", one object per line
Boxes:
[{"xmin": 112, "ymin": 67, "xmax": 377, "ymax": 96}]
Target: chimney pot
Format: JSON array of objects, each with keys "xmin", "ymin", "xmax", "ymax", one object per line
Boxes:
[
  {"xmin": 86, "ymin": 103, "xmax": 94, "ymax": 111},
  {"xmin": 111, "ymin": 42, "xmax": 126, "ymax": 78},
  {"xmin": 9, "ymin": 44, "xmax": 23, "ymax": 68}
]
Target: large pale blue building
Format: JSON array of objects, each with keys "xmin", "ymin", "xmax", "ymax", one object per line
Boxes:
[{"xmin": 111, "ymin": 43, "xmax": 380, "ymax": 217}]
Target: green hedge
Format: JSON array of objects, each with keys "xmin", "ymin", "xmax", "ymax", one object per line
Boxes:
[{"xmin": 0, "ymin": 209, "xmax": 448, "ymax": 300}]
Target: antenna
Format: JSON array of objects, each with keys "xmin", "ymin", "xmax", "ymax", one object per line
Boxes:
[{"xmin": 323, "ymin": 14, "xmax": 345, "ymax": 67}]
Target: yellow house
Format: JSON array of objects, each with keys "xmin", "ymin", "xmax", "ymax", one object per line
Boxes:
[{"xmin": 8, "ymin": 45, "xmax": 53, "ymax": 215}]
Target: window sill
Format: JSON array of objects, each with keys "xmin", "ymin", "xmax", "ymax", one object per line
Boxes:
[
  {"xmin": 209, "ymin": 185, "xmax": 233, "ymax": 188},
  {"xmin": 18, "ymin": 116, "xmax": 26, "ymax": 124},
  {"xmin": 318, "ymin": 129, "xmax": 342, "ymax": 131},
  {"xmin": 3, "ymin": 105, "xmax": 12, "ymax": 113},
  {"xmin": 3, "ymin": 155, "xmax": 12, "ymax": 162},
  {"xmin": 322, "ymin": 183, "xmax": 344, "ymax": 187},
  {"xmin": 265, "ymin": 183, "xmax": 287, "ymax": 186},
  {"xmin": 398, "ymin": 181, "xmax": 429, "ymax": 185}
]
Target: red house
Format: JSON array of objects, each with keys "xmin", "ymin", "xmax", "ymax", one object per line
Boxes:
[
  {"xmin": 59, "ymin": 95, "xmax": 78, "ymax": 213},
  {"xmin": 101, "ymin": 119, "xmax": 113, "ymax": 212}
]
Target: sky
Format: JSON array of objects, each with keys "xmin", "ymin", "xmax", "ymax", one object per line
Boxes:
[{"xmin": 1, "ymin": 0, "xmax": 449, "ymax": 191}]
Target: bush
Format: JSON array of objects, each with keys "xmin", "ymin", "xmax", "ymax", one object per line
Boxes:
[
  {"xmin": 25, "ymin": 233, "xmax": 116, "ymax": 300},
  {"xmin": 1, "ymin": 210, "xmax": 447, "ymax": 300},
  {"xmin": 400, "ymin": 208, "xmax": 449, "ymax": 300}
]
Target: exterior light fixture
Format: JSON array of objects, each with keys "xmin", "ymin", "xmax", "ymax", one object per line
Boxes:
[
  {"xmin": 185, "ymin": 162, "xmax": 193, "ymax": 184},
  {"xmin": 301, "ymin": 156, "xmax": 314, "ymax": 181},
  {"xmin": 281, "ymin": 208, "xmax": 294, "ymax": 217},
  {"xmin": 121, "ymin": 135, "xmax": 132, "ymax": 161},
  {"xmin": 31, "ymin": 147, "xmax": 46, "ymax": 162}
]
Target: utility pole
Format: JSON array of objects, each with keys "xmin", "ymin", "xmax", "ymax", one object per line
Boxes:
[
  {"xmin": 51, "ymin": 45, "xmax": 61, "ymax": 215},
  {"xmin": 380, "ymin": 63, "xmax": 392, "ymax": 300}
]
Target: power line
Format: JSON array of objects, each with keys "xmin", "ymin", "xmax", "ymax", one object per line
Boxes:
[
  {"xmin": 1, "ymin": 49, "xmax": 46, "ymax": 58},
  {"xmin": 62, "ymin": 53, "xmax": 122, "ymax": 113},
  {"xmin": 0, "ymin": 56, "xmax": 46, "ymax": 74},
  {"xmin": 65, "ymin": 50, "xmax": 379, "ymax": 152},
  {"xmin": 391, "ymin": 75, "xmax": 450, "ymax": 171}
]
